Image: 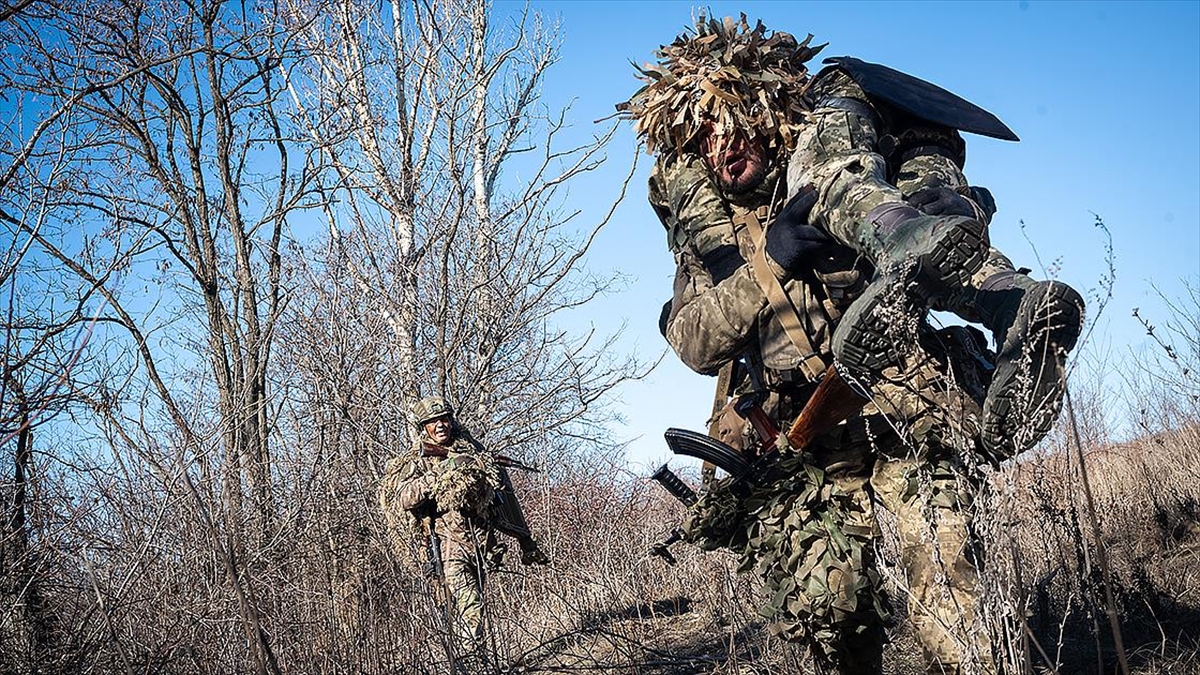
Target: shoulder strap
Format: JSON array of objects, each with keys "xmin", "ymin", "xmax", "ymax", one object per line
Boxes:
[
  {"xmin": 735, "ymin": 205, "xmax": 828, "ymax": 381},
  {"xmin": 701, "ymin": 361, "xmax": 737, "ymax": 486}
]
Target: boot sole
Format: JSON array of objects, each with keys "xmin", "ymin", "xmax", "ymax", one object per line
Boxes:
[
  {"xmin": 981, "ymin": 282, "xmax": 1084, "ymax": 459},
  {"xmin": 833, "ymin": 218, "xmax": 989, "ymax": 372}
]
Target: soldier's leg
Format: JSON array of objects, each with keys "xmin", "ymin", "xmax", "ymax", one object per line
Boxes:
[
  {"xmin": 827, "ymin": 465, "xmax": 886, "ymax": 675},
  {"xmin": 893, "ymin": 150, "xmax": 1085, "ymax": 456},
  {"xmin": 443, "ymin": 556, "xmax": 485, "ymax": 648},
  {"xmin": 787, "ymin": 101, "xmax": 991, "ymax": 376},
  {"xmin": 872, "ymin": 453, "xmax": 995, "ymax": 674},
  {"xmin": 763, "ymin": 442, "xmax": 886, "ymax": 675},
  {"xmin": 790, "ymin": 89, "xmax": 1084, "ymax": 458}
]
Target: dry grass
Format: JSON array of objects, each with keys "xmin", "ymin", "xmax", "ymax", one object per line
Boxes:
[
  {"xmin": 4, "ymin": 406, "xmax": 1198, "ymax": 675},
  {"xmin": 462, "ymin": 422, "xmax": 1200, "ymax": 674},
  {"xmin": 5, "ymin": 340, "xmax": 1200, "ymax": 675}
]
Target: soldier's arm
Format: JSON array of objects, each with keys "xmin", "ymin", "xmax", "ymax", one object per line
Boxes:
[
  {"xmin": 786, "ymin": 69, "xmax": 904, "ymax": 245},
  {"xmin": 650, "ymin": 154, "xmax": 741, "ymax": 263},
  {"xmin": 663, "ymin": 252, "xmax": 766, "ymax": 374},
  {"xmin": 392, "ymin": 456, "xmax": 438, "ymax": 512}
]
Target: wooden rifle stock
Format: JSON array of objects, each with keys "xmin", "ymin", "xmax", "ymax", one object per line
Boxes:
[{"xmin": 785, "ymin": 364, "xmax": 868, "ymax": 451}]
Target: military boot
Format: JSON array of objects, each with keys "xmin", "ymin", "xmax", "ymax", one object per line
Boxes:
[
  {"xmin": 971, "ymin": 270, "xmax": 1084, "ymax": 459},
  {"xmin": 831, "ymin": 203, "xmax": 990, "ymax": 373}
]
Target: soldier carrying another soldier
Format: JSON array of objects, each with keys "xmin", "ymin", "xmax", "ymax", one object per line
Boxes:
[
  {"xmin": 622, "ymin": 14, "xmax": 1084, "ymax": 675},
  {"xmin": 379, "ymin": 396, "xmax": 548, "ymax": 654}
]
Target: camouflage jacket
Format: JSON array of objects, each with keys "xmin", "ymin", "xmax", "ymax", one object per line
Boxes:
[
  {"xmin": 379, "ymin": 429, "xmax": 501, "ymax": 562},
  {"xmin": 652, "ymin": 156, "xmax": 861, "ymax": 380},
  {"xmin": 655, "ymin": 65, "xmax": 994, "ymax": 390}
]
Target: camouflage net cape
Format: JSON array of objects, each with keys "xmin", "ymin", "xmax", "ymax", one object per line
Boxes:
[
  {"xmin": 682, "ymin": 455, "xmax": 888, "ymax": 664},
  {"xmin": 377, "ymin": 446, "xmax": 501, "ymax": 573},
  {"xmin": 431, "ymin": 455, "xmax": 500, "ymax": 518},
  {"xmin": 617, "ymin": 13, "xmax": 825, "ymax": 156}
]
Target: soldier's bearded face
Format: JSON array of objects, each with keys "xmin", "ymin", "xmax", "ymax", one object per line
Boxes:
[
  {"xmin": 424, "ymin": 415, "xmax": 454, "ymax": 445},
  {"xmin": 700, "ymin": 127, "xmax": 768, "ymax": 195}
]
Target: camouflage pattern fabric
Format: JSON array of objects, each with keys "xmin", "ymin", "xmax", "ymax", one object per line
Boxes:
[
  {"xmin": 653, "ymin": 159, "xmax": 851, "ymax": 377},
  {"xmin": 785, "ymin": 69, "xmax": 1016, "ymax": 304},
  {"xmin": 378, "ymin": 430, "xmax": 502, "ymax": 645},
  {"xmin": 748, "ymin": 458, "xmax": 884, "ymax": 662},
  {"xmin": 683, "ymin": 456, "xmax": 884, "ymax": 669},
  {"xmin": 873, "ymin": 452, "xmax": 993, "ymax": 670},
  {"xmin": 649, "ymin": 100, "xmax": 998, "ymax": 674},
  {"xmin": 682, "ymin": 451, "xmax": 994, "ymax": 673},
  {"xmin": 681, "ymin": 329, "xmax": 995, "ymax": 672}
]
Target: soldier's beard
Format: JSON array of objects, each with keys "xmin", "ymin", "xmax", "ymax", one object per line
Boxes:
[{"xmin": 717, "ymin": 162, "xmax": 767, "ymax": 196}]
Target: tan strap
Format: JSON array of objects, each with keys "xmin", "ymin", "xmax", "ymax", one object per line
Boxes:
[
  {"xmin": 731, "ymin": 205, "xmax": 769, "ymax": 242},
  {"xmin": 749, "ymin": 243, "xmax": 828, "ymax": 381},
  {"xmin": 702, "ymin": 361, "xmax": 736, "ymax": 485},
  {"xmin": 706, "ymin": 361, "xmax": 735, "ymax": 437},
  {"xmin": 823, "ymin": 299, "xmax": 843, "ymax": 322},
  {"xmin": 734, "ymin": 204, "xmax": 827, "ymax": 382}
]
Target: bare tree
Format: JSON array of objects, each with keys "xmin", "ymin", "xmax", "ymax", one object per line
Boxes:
[
  {"xmin": 1, "ymin": 0, "xmax": 644, "ymax": 671},
  {"xmin": 0, "ymin": 0, "xmax": 321, "ymax": 671},
  {"xmin": 281, "ymin": 0, "xmax": 639, "ymax": 455}
]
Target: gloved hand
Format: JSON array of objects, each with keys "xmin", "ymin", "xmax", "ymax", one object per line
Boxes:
[
  {"xmin": 906, "ymin": 186, "xmax": 977, "ymax": 218},
  {"xmin": 765, "ymin": 185, "xmax": 830, "ymax": 275},
  {"xmin": 520, "ymin": 539, "xmax": 551, "ymax": 566}
]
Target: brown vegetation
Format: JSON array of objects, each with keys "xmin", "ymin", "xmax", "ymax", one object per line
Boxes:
[{"xmin": 1, "ymin": 0, "xmax": 1197, "ymax": 673}]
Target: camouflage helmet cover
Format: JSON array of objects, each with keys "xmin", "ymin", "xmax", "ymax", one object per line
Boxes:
[
  {"xmin": 618, "ymin": 13, "xmax": 825, "ymax": 156},
  {"xmin": 412, "ymin": 396, "xmax": 454, "ymax": 427}
]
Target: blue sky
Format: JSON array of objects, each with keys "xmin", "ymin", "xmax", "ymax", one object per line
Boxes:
[{"xmin": 495, "ymin": 1, "xmax": 1200, "ymax": 469}]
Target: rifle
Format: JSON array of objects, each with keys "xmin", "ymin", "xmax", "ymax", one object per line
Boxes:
[
  {"xmin": 424, "ymin": 513, "xmax": 446, "ymax": 581},
  {"xmin": 421, "ymin": 442, "xmax": 540, "ymax": 473},
  {"xmin": 647, "ymin": 364, "xmax": 867, "ymax": 562},
  {"xmin": 416, "ymin": 508, "xmax": 463, "ymax": 659},
  {"xmin": 662, "ymin": 363, "xmax": 868, "ymax": 495}
]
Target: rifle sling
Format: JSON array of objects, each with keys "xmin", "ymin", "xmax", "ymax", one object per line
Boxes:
[
  {"xmin": 702, "ymin": 361, "xmax": 736, "ymax": 484},
  {"xmin": 735, "ymin": 207, "xmax": 828, "ymax": 382}
]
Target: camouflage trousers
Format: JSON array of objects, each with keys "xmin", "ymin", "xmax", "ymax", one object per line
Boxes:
[
  {"xmin": 854, "ymin": 446, "xmax": 994, "ymax": 675},
  {"xmin": 687, "ymin": 442, "xmax": 994, "ymax": 675},
  {"xmin": 442, "ymin": 554, "xmax": 486, "ymax": 648},
  {"xmin": 684, "ymin": 328, "xmax": 998, "ymax": 673}
]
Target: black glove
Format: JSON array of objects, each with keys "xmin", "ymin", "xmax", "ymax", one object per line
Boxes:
[
  {"xmin": 906, "ymin": 187, "xmax": 977, "ymax": 218},
  {"xmin": 765, "ymin": 185, "xmax": 829, "ymax": 274}
]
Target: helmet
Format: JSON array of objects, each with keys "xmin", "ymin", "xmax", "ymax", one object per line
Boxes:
[
  {"xmin": 411, "ymin": 396, "xmax": 454, "ymax": 427},
  {"xmin": 618, "ymin": 13, "xmax": 825, "ymax": 156}
]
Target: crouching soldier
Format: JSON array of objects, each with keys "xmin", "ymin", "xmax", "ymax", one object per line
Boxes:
[{"xmin": 379, "ymin": 396, "xmax": 548, "ymax": 648}]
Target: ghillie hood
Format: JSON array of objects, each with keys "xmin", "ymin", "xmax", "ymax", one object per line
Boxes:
[{"xmin": 618, "ymin": 13, "xmax": 825, "ymax": 156}]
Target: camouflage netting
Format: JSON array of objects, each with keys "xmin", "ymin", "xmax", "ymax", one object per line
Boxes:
[
  {"xmin": 617, "ymin": 13, "xmax": 825, "ymax": 156},
  {"xmin": 682, "ymin": 456, "xmax": 888, "ymax": 665},
  {"xmin": 433, "ymin": 456, "xmax": 500, "ymax": 519},
  {"xmin": 378, "ymin": 456, "xmax": 427, "ymax": 574}
]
